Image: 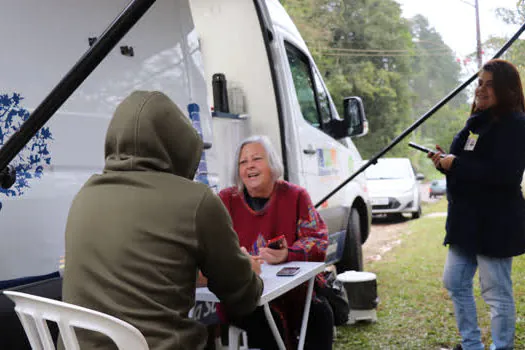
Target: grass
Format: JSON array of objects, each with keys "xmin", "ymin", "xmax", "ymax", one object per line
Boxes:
[
  {"xmin": 334, "ymin": 198, "xmax": 525, "ymax": 349},
  {"xmin": 422, "ymin": 195, "xmax": 447, "ymax": 214}
]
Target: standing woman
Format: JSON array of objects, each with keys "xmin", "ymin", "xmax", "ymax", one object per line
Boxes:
[{"xmin": 429, "ymin": 59, "xmax": 525, "ymax": 350}]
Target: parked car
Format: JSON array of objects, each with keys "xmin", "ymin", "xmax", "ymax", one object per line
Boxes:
[
  {"xmin": 429, "ymin": 179, "xmax": 447, "ymax": 198},
  {"xmin": 365, "ymin": 158, "xmax": 424, "ymax": 219}
]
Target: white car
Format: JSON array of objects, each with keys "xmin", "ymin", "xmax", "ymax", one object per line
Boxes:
[{"xmin": 365, "ymin": 158, "xmax": 424, "ymax": 219}]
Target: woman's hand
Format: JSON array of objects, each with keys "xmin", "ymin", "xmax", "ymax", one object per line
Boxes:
[
  {"xmin": 260, "ymin": 239, "xmax": 288, "ymax": 265},
  {"xmin": 428, "ymin": 145, "xmax": 455, "ymax": 171},
  {"xmin": 439, "ymin": 154, "xmax": 456, "ymax": 171}
]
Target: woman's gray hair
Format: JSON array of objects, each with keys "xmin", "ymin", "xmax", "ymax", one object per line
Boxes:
[{"xmin": 233, "ymin": 135, "xmax": 284, "ymax": 191}]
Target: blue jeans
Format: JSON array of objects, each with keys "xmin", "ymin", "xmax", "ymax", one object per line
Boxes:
[{"xmin": 443, "ymin": 245, "xmax": 515, "ymax": 350}]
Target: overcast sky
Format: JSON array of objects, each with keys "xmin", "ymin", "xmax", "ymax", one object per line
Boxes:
[{"xmin": 396, "ymin": 0, "xmax": 521, "ymax": 58}]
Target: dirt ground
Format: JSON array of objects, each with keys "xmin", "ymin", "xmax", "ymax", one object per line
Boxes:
[
  {"xmin": 363, "ymin": 215, "xmax": 411, "ymax": 263},
  {"xmin": 362, "ymin": 183, "xmax": 439, "ymax": 263}
]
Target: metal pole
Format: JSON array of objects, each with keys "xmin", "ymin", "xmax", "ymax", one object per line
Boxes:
[
  {"xmin": 0, "ymin": 0, "xmax": 157, "ymax": 176},
  {"xmin": 475, "ymin": 0, "xmax": 483, "ymax": 68},
  {"xmin": 315, "ymin": 21, "xmax": 525, "ymax": 208}
]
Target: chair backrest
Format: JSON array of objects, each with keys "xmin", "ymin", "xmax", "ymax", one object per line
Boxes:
[
  {"xmin": 1, "ymin": 276, "xmax": 62, "ymax": 350},
  {"xmin": 3, "ymin": 291, "xmax": 149, "ymax": 350}
]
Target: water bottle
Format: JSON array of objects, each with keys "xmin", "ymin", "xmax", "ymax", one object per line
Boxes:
[{"xmin": 212, "ymin": 73, "xmax": 229, "ymax": 113}]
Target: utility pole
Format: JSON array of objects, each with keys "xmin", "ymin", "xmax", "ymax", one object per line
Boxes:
[
  {"xmin": 474, "ymin": 0, "xmax": 482, "ymax": 68},
  {"xmin": 459, "ymin": 0, "xmax": 483, "ymax": 68}
]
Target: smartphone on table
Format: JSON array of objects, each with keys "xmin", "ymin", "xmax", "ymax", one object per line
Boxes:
[{"xmin": 276, "ymin": 267, "xmax": 300, "ymax": 277}]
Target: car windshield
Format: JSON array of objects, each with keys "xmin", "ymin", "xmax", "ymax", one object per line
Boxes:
[
  {"xmin": 433, "ymin": 179, "xmax": 446, "ymax": 186},
  {"xmin": 365, "ymin": 159, "xmax": 412, "ymax": 180}
]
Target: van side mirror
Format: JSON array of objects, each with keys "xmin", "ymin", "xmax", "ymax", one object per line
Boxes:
[
  {"xmin": 416, "ymin": 173, "xmax": 425, "ymax": 181},
  {"xmin": 343, "ymin": 96, "xmax": 368, "ymax": 137}
]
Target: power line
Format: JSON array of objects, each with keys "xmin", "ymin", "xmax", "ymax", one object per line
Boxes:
[
  {"xmin": 458, "ymin": 0, "xmax": 475, "ymax": 7},
  {"xmin": 316, "ymin": 46, "xmax": 452, "ymax": 53},
  {"xmin": 413, "ymin": 39, "xmax": 451, "ymax": 48},
  {"xmin": 319, "ymin": 52, "xmax": 460, "ymax": 57}
]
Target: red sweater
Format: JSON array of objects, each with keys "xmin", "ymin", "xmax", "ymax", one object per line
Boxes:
[
  {"xmin": 219, "ymin": 181, "xmax": 328, "ymax": 346},
  {"xmin": 218, "ymin": 181, "xmax": 328, "ymax": 263}
]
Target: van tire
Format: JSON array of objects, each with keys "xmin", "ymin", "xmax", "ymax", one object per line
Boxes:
[
  {"xmin": 412, "ymin": 206, "xmax": 422, "ymax": 219},
  {"xmin": 335, "ymin": 208, "xmax": 363, "ymax": 273}
]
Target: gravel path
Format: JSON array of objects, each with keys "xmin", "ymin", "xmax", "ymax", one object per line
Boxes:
[
  {"xmin": 363, "ymin": 210, "xmax": 447, "ymax": 263},
  {"xmin": 363, "ymin": 215, "xmax": 410, "ymax": 263}
]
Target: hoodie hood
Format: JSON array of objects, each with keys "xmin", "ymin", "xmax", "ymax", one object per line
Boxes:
[{"xmin": 104, "ymin": 91, "xmax": 203, "ymax": 179}]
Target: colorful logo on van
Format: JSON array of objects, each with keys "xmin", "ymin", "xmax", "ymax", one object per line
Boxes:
[
  {"xmin": 0, "ymin": 93, "xmax": 53, "ymax": 202},
  {"xmin": 317, "ymin": 148, "xmax": 339, "ymax": 176}
]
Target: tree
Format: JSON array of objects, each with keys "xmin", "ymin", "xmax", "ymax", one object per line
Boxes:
[
  {"xmin": 283, "ymin": 0, "xmax": 468, "ymax": 175},
  {"xmin": 481, "ymin": 3, "xmax": 525, "ymax": 78},
  {"xmin": 406, "ymin": 15, "xmax": 468, "ymax": 176},
  {"xmin": 292, "ymin": 0, "xmax": 415, "ymax": 158},
  {"xmin": 409, "ymin": 15, "xmax": 465, "ymax": 113}
]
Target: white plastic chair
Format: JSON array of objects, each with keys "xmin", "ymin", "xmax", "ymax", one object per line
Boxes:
[
  {"xmin": 3, "ymin": 290, "xmax": 149, "ymax": 350},
  {"xmin": 226, "ymin": 325, "xmax": 249, "ymax": 350},
  {"xmin": 213, "ymin": 325, "xmax": 249, "ymax": 350},
  {"xmin": 189, "ymin": 302, "xmax": 250, "ymax": 350}
]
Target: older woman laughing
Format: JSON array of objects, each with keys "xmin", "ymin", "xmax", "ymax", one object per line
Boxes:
[{"xmin": 219, "ymin": 135, "xmax": 333, "ymax": 350}]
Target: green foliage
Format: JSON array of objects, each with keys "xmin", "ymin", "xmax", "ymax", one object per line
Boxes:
[
  {"xmin": 409, "ymin": 15, "xmax": 466, "ymax": 112},
  {"xmin": 494, "ymin": 2, "xmax": 525, "ymax": 25},
  {"xmin": 403, "ymin": 14, "xmax": 467, "ymax": 176},
  {"xmin": 482, "ymin": 3, "xmax": 525, "ymax": 80},
  {"xmin": 314, "ymin": 0, "xmax": 415, "ymax": 158},
  {"xmin": 282, "ymin": 0, "xmax": 469, "ymax": 179}
]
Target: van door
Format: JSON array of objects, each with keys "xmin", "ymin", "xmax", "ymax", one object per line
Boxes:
[
  {"xmin": 284, "ymin": 42, "xmax": 360, "ymax": 207},
  {"xmin": 0, "ymin": 0, "xmax": 207, "ymax": 281}
]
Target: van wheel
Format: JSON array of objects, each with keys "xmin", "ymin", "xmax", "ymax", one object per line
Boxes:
[
  {"xmin": 412, "ymin": 206, "xmax": 422, "ymax": 219},
  {"xmin": 335, "ymin": 208, "xmax": 363, "ymax": 273}
]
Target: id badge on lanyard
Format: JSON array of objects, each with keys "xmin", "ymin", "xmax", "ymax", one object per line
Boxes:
[{"xmin": 464, "ymin": 131, "xmax": 479, "ymax": 151}]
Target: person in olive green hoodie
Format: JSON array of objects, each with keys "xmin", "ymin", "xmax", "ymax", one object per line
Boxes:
[{"xmin": 60, "ymin": 91, "xmax": 263, "ymax": 350}]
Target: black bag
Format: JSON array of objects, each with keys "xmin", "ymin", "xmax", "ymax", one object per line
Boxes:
[{"xmin": 315, "ymin": 270, "xmax": 350, "ymax": 326}]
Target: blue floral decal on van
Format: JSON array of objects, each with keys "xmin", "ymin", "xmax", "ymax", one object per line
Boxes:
[{"xmin": 0, "ymin": 93, "xmax": 53, "ymax": 201}]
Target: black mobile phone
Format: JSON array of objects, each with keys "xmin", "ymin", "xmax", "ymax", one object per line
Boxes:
[
  {"xmin": 408, "ymin": 142, "xmax": 444, "ymax": 157},
  {"xmin": 267, "ymin": 235, "xmax": 285, "ymax": 249},
  {"xmin": 276, "ymin": 267, "xmax": 300, "ymax": 277}
]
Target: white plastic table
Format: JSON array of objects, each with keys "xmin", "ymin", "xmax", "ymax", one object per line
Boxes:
[{"xmin": 196, "ymin": 261, "xmax": 325, "ymax": 350}]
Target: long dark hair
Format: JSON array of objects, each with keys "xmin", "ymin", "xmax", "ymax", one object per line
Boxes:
[{"xmin": 471, "ymin": 59, "xmax": 525, "ymax": 115}]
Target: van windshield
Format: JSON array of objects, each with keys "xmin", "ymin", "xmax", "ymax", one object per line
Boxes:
[{"xmin": 365, "ymin": 160, "xmax": 412, "ymax": 180}]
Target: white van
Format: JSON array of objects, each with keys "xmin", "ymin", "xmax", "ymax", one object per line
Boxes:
[{"xmin": 0, "ymin": 0, "xmax": 371, "ymax": 286}]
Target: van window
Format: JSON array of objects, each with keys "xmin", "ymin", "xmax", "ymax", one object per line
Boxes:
[
  {"xmin": 312, "ymin": 70, "xmax": 332, "ymax": 124},
  {"xmin": 285, "ymin": 44, "xmax": 321, "ymax": 128}
]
